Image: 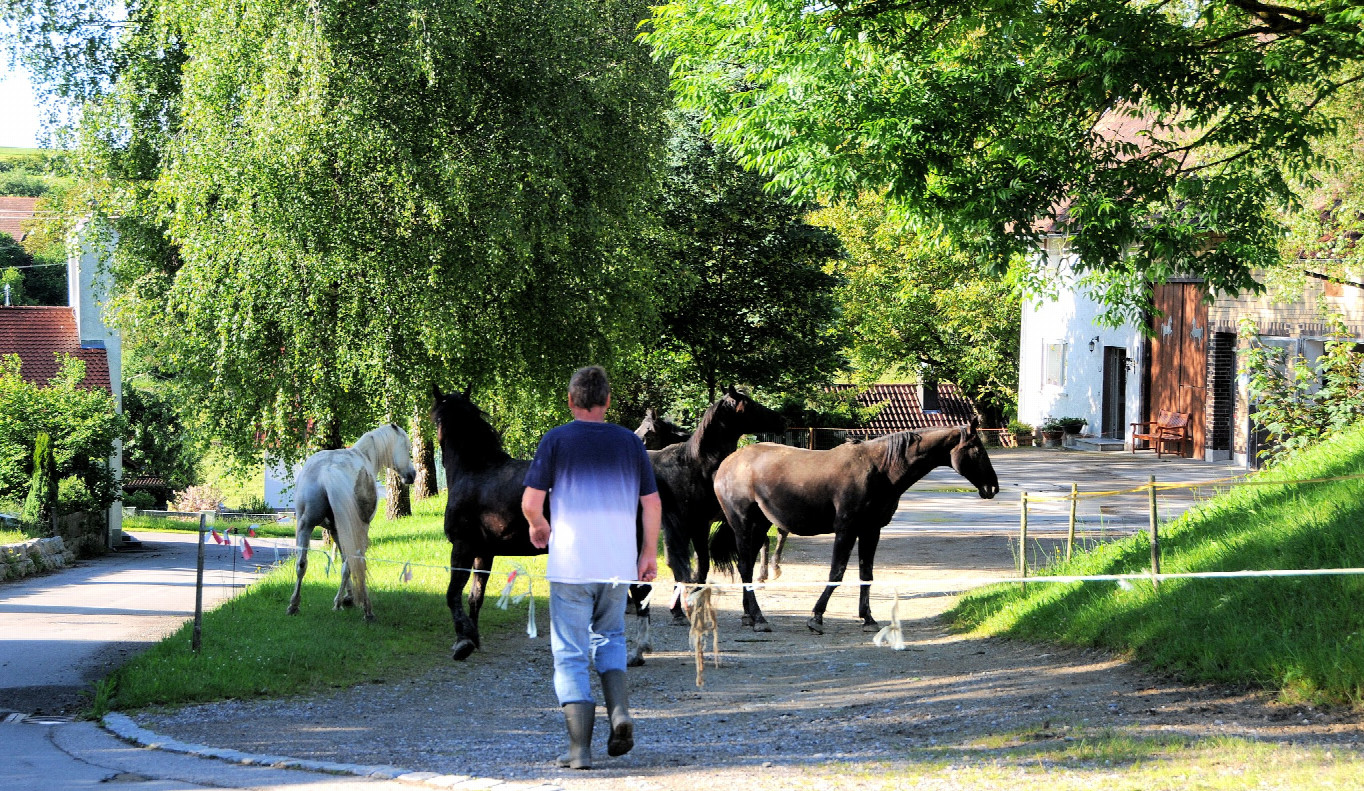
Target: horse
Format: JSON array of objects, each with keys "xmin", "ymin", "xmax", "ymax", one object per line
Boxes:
[
  {"xmin": 711, "ymin": 419, "xmax": 999, "ymax": 633},
  {"xmin": 429, "ymin": 385, "xmax": 548, "ymax": 660},
  {"xmin": 287, "ymin": 423, "xmax": 418, "ymax": 622},
  {"xmin": 755, "ymin": 436, "xmax": 862, "ymax": 583},
  {"xmin": 634, "ymin": 407, "xmax": 691, "ymax": 450},
  {"xmin": 625, "ymin": 387, "xmax": 786, "ymax": 665}
]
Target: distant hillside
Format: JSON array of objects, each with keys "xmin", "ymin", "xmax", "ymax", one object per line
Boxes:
[{"xmin": 950, "ymin": 424, "xmax": 1364, "ymax": 705}]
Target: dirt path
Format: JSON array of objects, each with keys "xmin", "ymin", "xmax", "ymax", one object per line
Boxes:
[{"xmin": 135, "ymin": 524, "xmax": 1364, "ymax": 790}]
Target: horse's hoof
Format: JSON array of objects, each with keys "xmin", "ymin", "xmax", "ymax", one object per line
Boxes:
[
  {"xmin": 861, "ymin": 619, "xmax": 880, "ymax": 633},
  {"xmin": 285, "ymin": 605, "xmax": 299, "ymax": 615},
  {"xmin": 671, "ymin": 612, "xmax": 689, "ymax": 626},
  {"xmin": 364, "ymin": 613, "xmax": 377, "ymax": 623},
  {"xmin": 752, "ymin": 620, "xmax": 772, "ymax": 633},
  {"xmin": 627, "ymin": 653, "xmax": 645, "ymax": 668},
  {"xmin": 806, "ymin": 617, "xmax": 824, "ymax": 635},
  {"xmin": 451, "ymin": 639, "xmax": 477, "ymax": 661},
  {"xmin": 741, "ymin": 614, "xmax": 754, "ymax": 628}
]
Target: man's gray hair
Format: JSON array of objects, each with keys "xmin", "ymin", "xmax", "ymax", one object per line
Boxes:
[{"xmin": 568, "ymin": 365, "xmax": 610, "ymax": 410}]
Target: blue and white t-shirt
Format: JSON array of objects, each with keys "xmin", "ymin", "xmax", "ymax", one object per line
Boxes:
[{"xmin": 524, "ymin": 420, "xmax": 658, "ymax": 583}]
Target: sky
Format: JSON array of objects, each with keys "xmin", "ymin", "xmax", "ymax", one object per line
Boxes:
[{"xmin": 0, "ymin": 67, "xmax": 42, "ymax": 149}]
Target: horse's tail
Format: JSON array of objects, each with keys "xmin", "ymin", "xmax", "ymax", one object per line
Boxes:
[
  {"xmin": 321, "ymin": 460, "xmax": 379, "ymax": 559},
  {"xmin": 708, "ymin": 521, "xmax": 739, "ymax": 577}
]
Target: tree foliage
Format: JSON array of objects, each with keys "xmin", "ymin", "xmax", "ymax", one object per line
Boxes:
[
  {"xmin": 810, "ymin": 193, "xmax": 1020, "ymax": 425},
  {"xmin": 6, "ymin": 0, "xmax": 671, "ymax": 464},
  {"xmin": 642, "ymin": 1, "xmax": 1364, "ymax": 322},
  {"xmin": 648, "ymin": 114, "xmax": 847, "ymax": 405},
  {"xmin": 0, "ymin": 354, "xmax": 127, "ymax": 509},
  {"xmin": 122, "ymin": 383, "xmax": 201, "ymax": 491},
  {"xmin": 21, "ymin": 432, "xmax": 56, "ymax": 528},
  {"xmin": 1240, "ymin": 316, "xmax": 1364, "ymax": 465}
]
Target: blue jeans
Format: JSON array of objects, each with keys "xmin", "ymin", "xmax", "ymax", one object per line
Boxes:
[{"xmin": 549, "ymin": 581, "xmax": 628, "ymax": 705}]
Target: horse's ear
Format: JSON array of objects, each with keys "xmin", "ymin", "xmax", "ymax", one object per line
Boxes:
[
  {"xmin": 432, "ymin": 383, "xmax": 443, "ymax": 402},
  {"xmin": 462, "ymin": 383, "xmax": 473, "ymax": 398},
  {"xmin": 390, "ymin": 421, "xmax": 400, "ymax": 431},
  {"xmin": 726, "ymin": 384, "xmax": 739, "ymax": 397}
]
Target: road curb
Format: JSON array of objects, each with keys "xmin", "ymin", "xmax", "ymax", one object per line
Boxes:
[{"xmin": 101, "ymin": 713, "xmax": 564, "ymax": 791}]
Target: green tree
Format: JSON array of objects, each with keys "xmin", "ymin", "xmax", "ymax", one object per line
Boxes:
[
  {"xmin": 121, "ymin": 383, "xmax": 201, "ymax": 492},
  {"xmin": 21, "ymin": 432, "xmax": 57, "ymax": 529},
  {"xmin": 641, "ymin": 1, "xmax": 1364, "ymax": 323},
  {"xmin": 810, "ymin": 194, "xmax": 1021, "ymax": 427},
  {"xmin": 6, "ymin": 0, "xmax": 671, "ymax": 464},
  {"xmin": 0, "ymin": 354, "xmax": 126, "ymax": 509},
  {"xmin": 650, "ymin": 115, "xmax": 847, "ymax": 405}
]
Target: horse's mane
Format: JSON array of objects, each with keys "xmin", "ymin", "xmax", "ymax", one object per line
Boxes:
[
  {"xmin": 687, "ymin": 393, "xmax": 739, "ymax": 464},
  {"xmin": 873, "ymin": 430, "xmax": 920, "ymax": 480}
]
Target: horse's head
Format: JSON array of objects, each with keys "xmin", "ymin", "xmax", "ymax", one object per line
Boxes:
[
  {"xmin": 430, "ymin": 384, "xmax": 507, "ymax": 467},
  {"xmin": 385, "ymin": 422, "xmax": 418, "ymax": 485},
  {"xmin": 720, "ymin": 385, "xmax": 788, "ymax": 436},
  {"xmin": 951, "ymin": 416, "xmax": 999, "ymax": 499},
  {"xmin": 635, "ymin": 407, "xmax": 690, "ymax": 450}
]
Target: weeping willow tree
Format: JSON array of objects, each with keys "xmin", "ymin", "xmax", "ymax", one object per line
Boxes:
[{"xmin": 6, "ymin": 0, "xmax": 669, "ymax": 465}]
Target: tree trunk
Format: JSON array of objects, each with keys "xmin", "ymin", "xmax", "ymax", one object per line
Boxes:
[
  {"xmin": 385, "ymin": 465, "xmax": 412, "ymax": 519},
  {"xmin": 410, "ymin": 407, "xmax": 437, "ymax": 500}
]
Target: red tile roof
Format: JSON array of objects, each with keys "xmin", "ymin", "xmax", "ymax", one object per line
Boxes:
[
  {"xmin": 825, "ymin": 383, "xmax": 978, "ymax": 436},
  {"xmin": 0, "ymin": 196, "xmax": 38, "ymax": 241},
  {"xmin": 0, "ymin": 306, "xmax": 111, "ymax": 391}
]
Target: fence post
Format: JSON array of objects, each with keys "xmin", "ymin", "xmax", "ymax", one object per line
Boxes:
[
  {"xmin": 1148, "ymin": 474, "xmax": 1160, "ymax": 589},
  {"xmin": 1019, "ymin": 491, "xmax": 1028, "ymax": 591},
  {"xmin": 1066, "ymin": 482, "xmax": 1078, "ymax": 562},
  {"xmin": 808, "ymin": 427, "xmax": 816, "ymax": 450},
  {"xmin": 192, "ymin": 512, "xmax": 206, "ymax": 652}
]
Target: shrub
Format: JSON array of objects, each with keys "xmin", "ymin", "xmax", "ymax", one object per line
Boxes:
[
  {"xmin": 57, "ymin": 476, "xmax": 94, "ymax": 514},
  {"xmin": 170, "ymin": 484, "xmax": 224, "ymax": 513},
  {"xmin": 123, "ymin": 490, "xmax": 157, "ymax": 510},
  {"xmin": 237, "ymin": 494, "xmax": 270, "ymax": 514}
]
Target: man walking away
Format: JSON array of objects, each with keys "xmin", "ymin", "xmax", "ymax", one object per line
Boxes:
[{"xmin": 522, "ymin": 365, "xmax": 662, "ymax": 769}]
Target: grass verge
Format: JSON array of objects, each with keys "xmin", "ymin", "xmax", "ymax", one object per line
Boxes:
[
  {"xmin": 949, "ymin": 424, "xmax": 1364, "ymax": 706},
  {"xmin": 791, "ymin": 728, "xmax": 1364, "ymax": 790},
  {"xmin": 122, "ymin": 513, "xmax": 311, "ymax": 540},
  {"xmin": 106, "ymin": 492, "xmax": 547, "ymax": 711}
]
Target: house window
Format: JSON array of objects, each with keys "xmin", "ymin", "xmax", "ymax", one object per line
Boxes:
[{"xmin": 1043, "ymin": 342, "xmax": 1067, "ymax": 387}]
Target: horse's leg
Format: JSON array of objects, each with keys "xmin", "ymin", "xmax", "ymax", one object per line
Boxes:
[
  {"xmin": 808, "ymin": 525, "xmax": 858, "ymax": 635},
  {"xmin": 735, "ymin": 509, "xmax": 773, "ymax": 633},
  {"xmin": 286, "ymin": 519, "xmax": 312, "ymax": 615},
  {"xmin": 446, "ymin": 543, "xmax": 479, "ymax": 661},
  {"xmin": 855, "ymin": 527, "xmax": 882, "ymax": 632},
  {"xmin": 756, "ymin": 531, "xmax": 771, "ymax": 584},
  {"xmin": 626, "ymin": 584, "xmax": 651, "ymax": 667},
  {"xmin": 772, "ymin": 527, "xmax": 788, "ymax": 580},
  {"xmin": 333, "ymin": 529, "xmax": 353, "ymax": 610},
  {"xmin": 662, "ymin": 513, "xmax": 693, "ymax": 625},
  {"xmin": 349, "ymin": 520, "xmax": 374, "ymax": 622},
  {"xmin": 466, "ymin": 554, "xmax": 494, "ymax": 649}
]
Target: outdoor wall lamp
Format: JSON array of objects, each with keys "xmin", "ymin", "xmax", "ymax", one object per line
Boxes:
[{"xmin": 1087, "ymin": 335, "xmax": 1101, "ymax": 352}]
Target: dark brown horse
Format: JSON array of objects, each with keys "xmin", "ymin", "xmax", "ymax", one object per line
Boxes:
[
  {"xmin": 711, "ymin": 420, "xmax": 998, "ymax": 633},
  {"xmin": 624, "ymin": 388, "xmax": 786, "ymax": 665},
  {"xmin": 634, "ymin": 407, "xmax": 691, "ymax": 450}
]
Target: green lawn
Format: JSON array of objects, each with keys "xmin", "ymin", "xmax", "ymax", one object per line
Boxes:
[
  {"xmin": 950, "ymin": 423, "xmax": 1364, "ymax": 705},
  {"xmin": 105, "ymin": 493, "xmax": 546, "ymax": 711}
]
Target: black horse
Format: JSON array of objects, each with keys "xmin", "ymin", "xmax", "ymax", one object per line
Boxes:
[
  {"xmin": 626, "ymin": 387, "xmax": 786, "ymax": 664},
  {"xmin": 634, "ymin": 407, "xmax": 691, "ymax": 450},
  {"xmin": 712, "ymin": 419, "xmax": 999, "ymax": 633},
  {"xmin": 430, "ymin": 385, "xmax": 546, "ymax": 660}
]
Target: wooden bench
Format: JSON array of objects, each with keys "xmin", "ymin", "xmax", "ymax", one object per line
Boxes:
[{"xmin": 1130, "ymin": 410, "xmax": 1191, "ymax": 458}]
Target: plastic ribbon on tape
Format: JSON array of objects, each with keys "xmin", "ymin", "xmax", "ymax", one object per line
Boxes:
[
  {"xmin": 873, "ymin": 588, "xmax": 906, "ymax": 651},
  {"xmin": 399, "ymin": 561, "xmax": 413, "ymax": 583},
  {"xmin": 496, "ymin": 567, "xmax": 521, "ymax": 610}
]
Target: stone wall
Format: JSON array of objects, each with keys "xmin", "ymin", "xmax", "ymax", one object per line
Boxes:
[{"xmin": 0, "ymin": 536, "xmax": 75, "ymax": 581}]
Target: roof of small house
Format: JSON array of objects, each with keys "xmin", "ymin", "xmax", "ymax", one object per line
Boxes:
[
  {"xmin": 0, "ymin": 196, "xmax": 38, "ymax": 241},
  {"xmin": 0, "ymin": 306, "xmax": 111, "ymax": 391},
  {"xmin": 824, "ymin": 383, "xmax": 978, "ymax": 437}
]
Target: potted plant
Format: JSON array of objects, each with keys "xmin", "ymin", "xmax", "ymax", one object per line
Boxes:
[
  {"xmin": 1006, "ymin": 419, "xmax": 1034, "ymax": 448},
  {"xmin": 1055, "ymin": 416, "xmax": 1087, "ymax": 435},
  {"xmin": 1039, "ymin": 418, "xmax": 1065, "ymax": 448}
]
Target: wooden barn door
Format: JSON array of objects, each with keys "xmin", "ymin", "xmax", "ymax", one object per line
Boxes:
[{"xmin": 1148, "ymin": 282, "xmax": 1208, "ymax": 459}]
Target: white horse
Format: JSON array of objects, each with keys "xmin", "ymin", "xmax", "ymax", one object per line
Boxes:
[{"xmin": 286, "ymin": 423, "xmax": 417, "ymax": 621}]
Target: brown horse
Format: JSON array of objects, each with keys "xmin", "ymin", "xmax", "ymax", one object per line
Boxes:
[{"xmin": 711, "ymin": 420, "xmax": 998, "ymax": 633}]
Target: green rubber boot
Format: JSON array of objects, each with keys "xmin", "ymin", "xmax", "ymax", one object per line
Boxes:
[
  {"xmin": 601, "ymin": 670, "xmax": 634, "ymax": 757},
  {"xmin": 556, "ymin": 702, "xmax": 595, "ymax": 769}
]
